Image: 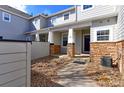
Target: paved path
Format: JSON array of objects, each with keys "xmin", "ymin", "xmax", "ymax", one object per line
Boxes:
[{"xmin": 56, "ymin": 58, "xmax": 99, "ymax": 87}]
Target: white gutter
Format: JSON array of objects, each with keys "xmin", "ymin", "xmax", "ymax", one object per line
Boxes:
[{"xmin": 46, "ymin": 6, "xmax": 75, "ymax": 18}]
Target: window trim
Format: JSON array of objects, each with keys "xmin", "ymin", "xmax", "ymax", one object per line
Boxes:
[
  {"xmin": 96, "ymin": 29, "xmax": 110, "ymax": 41},
  {"xmin": 81, "ymin": 5, "xmax": 94, "ymax": 12},
  {"xmin": 2, "ymin": 12, "xmax": 11, "ymax": 22},
  {"xmin": 63, "ymin": 12, "xmax": 69, "ymax": 20},
  {"xmin": 61, "ymin": 33, "xmax": 68, "ymax": 48}
]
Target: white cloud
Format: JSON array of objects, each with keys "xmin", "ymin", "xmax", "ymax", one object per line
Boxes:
[{"xmin": 9, "ymin": 5, "xmax": 28, "ymax": 13}]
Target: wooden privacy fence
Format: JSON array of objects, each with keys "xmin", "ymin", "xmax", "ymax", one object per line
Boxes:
[
  {"xmin": 31, "ymin": 42, "xmax": 50, "ymax": 60},
  {"xmin": 0, "ymin": 40, "xmax": 31, "ymax": 87}
]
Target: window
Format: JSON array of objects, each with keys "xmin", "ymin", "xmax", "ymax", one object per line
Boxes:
[
  {"xmin": 62, "ymin": 34, "xmax": 68, "ymax": 46},
  {"xmin": 34, "ymin": 18, "xmax": 38, "ymax": 24},
  {"xmin": 83, "ymin": 5, "xmax": 93, "ymax": 10},
  {"xmin": 0, "ymin": 36, "xmax": 3, "ymax": 40},
  {"xmin": 40, "ymin": 34, "xmax": 48, "ymax": 42},
  {"xmin": 51, "ymin": 17, "xmax": 56, "ymax": 24},
  {"xmin": 26, "ymin": 37, "xmax": 31, "ymax": 41},
  {"xmin": 64, "ymin": 13, "xmax": 69, "ymax": 20},
  {"xmin": 3, "ymin": 12, "xmax": 11, "ymax": 22},
  {"xmin": 97, "ymin": 30, "xmax": 109, "ymax": 41}
]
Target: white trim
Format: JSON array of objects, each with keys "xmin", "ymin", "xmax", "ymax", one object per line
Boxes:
[
  {"xmin": 61, "ymin": 32, "xmax": 68, "ymax": 48},
  {"xmin": 94, "ymin": 26, "xmax": 113, "ymax": 42},
  {"xmin": 68, "ymin": 28, "xmax": 75, "ymax": 43},
  {"xmin": 2, "ymin": 12, "xmax": 11, "ymax": 22},
  {"xmin": 48, "ymin": 32, "xmax": 54, "ymax": 43},
  {"xmin": 82, "ymin": 34, "xmax": 90, "ymax": 53}
]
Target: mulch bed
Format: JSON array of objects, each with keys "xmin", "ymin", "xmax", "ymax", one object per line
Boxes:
[
  {"xmin": 31, "ymin": 56, "xmax": 72, "ymax": 87},
  {"xmin": 84, "ymin": 62, "xmax": 123, "ymax": 87}
]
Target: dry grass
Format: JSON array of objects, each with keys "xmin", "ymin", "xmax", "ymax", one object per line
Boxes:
[
  {"xmin": 31, "ymin": 56, "xmax": 72, "ymax": 87},
  {"xmin": 84, "ymin": 62, "xmax": 122, "ymax": 87}
]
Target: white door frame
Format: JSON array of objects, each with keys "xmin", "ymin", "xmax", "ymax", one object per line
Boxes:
[
  {"xmin": 61, "ymin": 32, "xmax": 68, "ymax": 54},
  {"xmin": 61, "ymin": 32, "xmax": 68, "ymax": 48},
  {"xmin": 82, "ymin": 34, "xmax": 90, "ymax": 53}
]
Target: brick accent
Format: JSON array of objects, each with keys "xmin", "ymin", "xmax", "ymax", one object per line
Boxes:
[
  {"xmin": 116, "ymin": 41, "xmax": 124, "ymax": 73},
  {"xmin": 67, "ymin": 43, "xmax": 75, "ymax": 57},
  {"xmin": 50, "ymin": 44, "xmax": 61, "ymax": 55},
  {"xmin": 90, "ymin": 41, "xmax": 124, "ymax": 74},
  {"xmin": 90, "ymin": 42, "xmax": 117, "ymax": 64}
]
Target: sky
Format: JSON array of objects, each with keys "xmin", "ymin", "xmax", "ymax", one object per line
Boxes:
[{"xmin": 9, "ymin": 5, "xmax": 74, "ymax": 16}]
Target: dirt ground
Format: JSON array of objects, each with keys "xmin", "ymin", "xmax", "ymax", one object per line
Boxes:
[
  {"xmin": 31, "ymin": 56, "xmax": 122, "ymax": 87},
  {"xmin": 31, "ymin": 56, "xmax": 72, "ymax": 87},
  {"xmin": 84, "ymin": 62, "xmax": 122, "ymax": 87}
]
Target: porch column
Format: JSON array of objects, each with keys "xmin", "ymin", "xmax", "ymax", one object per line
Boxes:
[
  {"xmin": 48, "ymin": 31, "xmax": 61, "ymax": 55},
  {"xmin": 48, "ymin": 31, "xmax": 54, "ymax": 44},
  {"xmin": 48, "ymin": 31, "xmax": 54, "ymax": 55},
  {"xmin": 67, "ymin": 28, "xmax": 75, "ymax": 57},
  {"xmin": 35, "ymin": 32, "xmax": 40, "ymax": 41}
]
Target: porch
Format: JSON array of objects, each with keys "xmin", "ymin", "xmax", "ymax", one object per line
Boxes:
[{"xmin": 34, "ymin": 26, "xmax": 90, "ymax": 57}]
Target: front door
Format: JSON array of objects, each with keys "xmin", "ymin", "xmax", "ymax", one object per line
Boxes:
[{"xmin": 83, "ymin": 35, "xmax": 90, "ymax": 53}]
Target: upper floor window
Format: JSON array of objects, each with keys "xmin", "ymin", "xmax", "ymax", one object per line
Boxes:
[
  {"xmin": 34, "ymin": 18, "xmax": 38, "ymax": 24},
  {"xmin": 2, "ymin": 12, "xmax": 11, "ymax": 22},
  {"xmin": 64, "ymin": 13, "xmax": 69, "ymax": 20},
  {"xmin": 51, "ymin": 17, "xmax": 56, "ymax": 24},
  {"xmin": 97, "ymin": 30, "xmax": 109, "ymax": 41},
  {"xmin": 82, "ymin": 5, "xmax": 93, "ymax": 10}
]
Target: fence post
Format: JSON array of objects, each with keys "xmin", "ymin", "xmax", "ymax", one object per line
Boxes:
[{"xmin": 26, "ymin": 42, "xmax": 31, "ymax": 87}]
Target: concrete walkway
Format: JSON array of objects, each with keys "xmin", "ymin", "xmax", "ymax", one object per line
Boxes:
[{"xmin": 56, "ymin": 58, "xmax": 99, "ymax": 87}]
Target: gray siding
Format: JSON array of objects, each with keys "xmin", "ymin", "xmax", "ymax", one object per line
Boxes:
[
  {"xmin": 117, "ymin": 6, "xmax": 124, "ymax": 41},
  {"xmin": 77, "ymin": 5, "xmax": 117, "ymax": 22},
  {"xmin": 0, "ymin": 5, "xmax": 31, "ymax": 18},
  {"xmin": 0, "ymin": 41, "xmax": 31, "ymax": 87},
  {"xmin": 0, "ymin": 10, "xmax": 30, "ymax": 40},
  {"xmin": 75, "ymin": 29, "xmax": 90, "ymax": 54},
  {"xmin": 47, "ymin": 10, "xmax": 76, "ymax": 27},
  {"xmin": 90, "ymin": 17, "xmax": 117, "ymax": 42},
  {"xmin": 29, "ymin": 16, "xmax": 47, "ymax": 31},
  {"xmin": 40, "ymin": 16, "xmax": 47, "ymax": 28}
]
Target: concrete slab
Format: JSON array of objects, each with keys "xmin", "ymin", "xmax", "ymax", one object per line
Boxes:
[{"xmin": 56, "ymin": 59, "xmax": 99, "ymax": 87}]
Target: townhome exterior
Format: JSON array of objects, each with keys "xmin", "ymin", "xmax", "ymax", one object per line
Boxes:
[
  {"xmin": 27, "ymin": 5, "xmax": 119, "ymax": 57},
  {"xmin": 27, "ymin": 5, "xmax": 124, "ymax": 73},
  {"xmin": 1, "ymin": 5, "xmax": 124, "ymax": 73}
]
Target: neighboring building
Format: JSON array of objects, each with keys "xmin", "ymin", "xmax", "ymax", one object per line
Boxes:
[
  {"xmin": 0, "ymin": 5, "xmax": 32, "ymax": 40},
  {"xmin": 1, "ymin": 5, "xmax": 124, "ymax": 73}
]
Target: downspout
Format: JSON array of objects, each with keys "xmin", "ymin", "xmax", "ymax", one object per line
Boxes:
[{"xmin": 75, "ymin": 5, "xmax": 78, "ymax": 22}]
